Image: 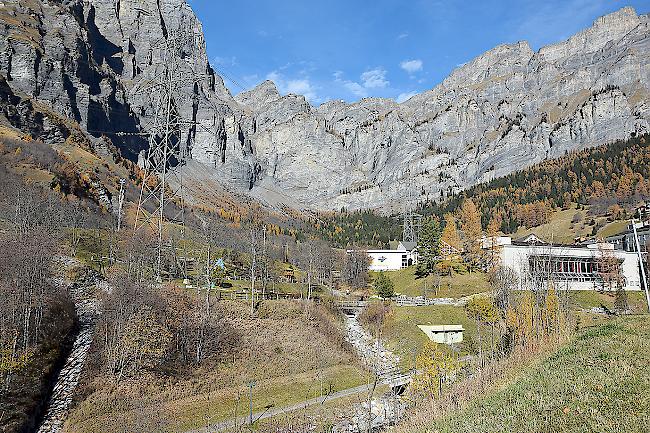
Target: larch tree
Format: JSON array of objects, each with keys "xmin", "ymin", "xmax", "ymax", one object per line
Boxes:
[
  {"xmin": 486, "ymin": 213, "xmax": 502, "ymax": 270},
  {"xmin": 411, "ymin": 341, "xmax": 460, "ymax": 399},
  {"xmin": 460, "ymin": 199, "xmax": 483, "ymax": 269},
  {"xmin": 441, "ymin": 213, "xmax": 462, "ymax": 252},
  {"xmin": 465, "ymin": 296, "xmax": 499, "ymax": 364}
]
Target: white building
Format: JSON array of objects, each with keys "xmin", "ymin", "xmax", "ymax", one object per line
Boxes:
[
  {"xmin": 488, "ymin": 234, "xmax": 642, "ymax": 291},
  {"xmin": 365, "ymin": 241, "xmax": 418, "ymax": 271},
  {"xmin": 418, "ymin": 325, "xmax": 464, "ymax": 344}
]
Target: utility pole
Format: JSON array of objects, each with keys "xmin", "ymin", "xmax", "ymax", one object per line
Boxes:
[
  {"xmin": 402, "ymin": 169, "xmax": 421, "ymax": 244},
  {"xmin": 247, "ymin": 381, "xmax": 256, "ymax": 426},
  {"xmin": 262, "ymin": 225, "xmax": 267, "ymax": 299},
  {"xmin": 250, "ymin": 228, "xmax": 256, "ymax": 317},
  {"xmin": 631, "ymin": 218, "xmax": 649, "ymax": 312},
  {"xmin": 130, "ymin": 29, "xmax": 219, "ymax": 281},
  {"xmin": 116, "ymin": 178, "xmax": 125, "ymax": 231}
]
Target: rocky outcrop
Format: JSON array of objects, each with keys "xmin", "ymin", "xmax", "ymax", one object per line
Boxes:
[
  {"xmin": 0, "ymin": 0, "xmax": 259, "ymax": 188},
  {"xmin": 0, "ymin": 3, "xmax": 648, "ymax": 211}
]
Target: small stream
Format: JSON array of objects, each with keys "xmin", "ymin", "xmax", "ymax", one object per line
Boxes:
[
  {"xmin": 36, "ymin": 258, "xmax": 102, "ymax": 433},
  {"xmin": 336, "ymin": 310, "xmax": 409, "ymax": 432}
]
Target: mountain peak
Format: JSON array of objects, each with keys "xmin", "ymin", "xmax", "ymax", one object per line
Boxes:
[
  {"xmin": 539, "ymin": 6, "xmax": 642, "ymax": 62},
  {"xmin": 235, "ymin": 80, "xmax": 280, "ymax": 109}
]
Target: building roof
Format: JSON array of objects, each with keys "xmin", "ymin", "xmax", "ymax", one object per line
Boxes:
[
  {"xmin": 417, "ymin": 324, "xmax": 464, "ymax": 332},
  {"xmin": 398, "ymin": 241, "xmax": 417, "ymax": 251},
  {"xmin": 513, "ymin": 233, "xmax": 547, "ymax": 245}
]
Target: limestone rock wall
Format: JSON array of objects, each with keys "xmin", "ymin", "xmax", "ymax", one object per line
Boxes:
[{"xmin": 1, "ymin": 3, "xmax": 648, "ymax": 211}]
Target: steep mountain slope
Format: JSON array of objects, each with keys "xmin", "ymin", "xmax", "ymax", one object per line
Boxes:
[
  {"xmin": 238, "ymin": 7, "xmax": 650, "ymax": 211},
  {"xmin": 0, "ymin": 2, "xmax": 648, "ymax": 212}
]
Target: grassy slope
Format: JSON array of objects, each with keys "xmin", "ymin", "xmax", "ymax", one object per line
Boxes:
[
  {"xmin": 514, "ymin": 204, "xmax": 630, "ymax": 244},
  {"xmin": 418, "ymin": 316, "xmax": 650, "ymax": 433},
  {"xmin": 64, "ymin": 300, "xmax": 366, "ymax": 433},
  {"xmin": 377, "ymin": 267, "xmax": 491, "ymax": 298},
  {"xmin": 382, "ymin": 305, "xmax": 479, "ymax": 371}
]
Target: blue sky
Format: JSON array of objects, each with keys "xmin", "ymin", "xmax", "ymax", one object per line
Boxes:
[{"xmin": 189, "ymin": 0, "xmax": 650, "ymax": 105}]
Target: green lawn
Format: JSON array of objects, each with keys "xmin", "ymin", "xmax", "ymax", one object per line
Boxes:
[
  {"xmin": 375, "ymin": 267, "xmax": 491, "ymax": 299},
  {"xmin": 382, "ymin": 305, "xmax": 480, "ymax": 371},
  {"xmin": 415, "ymin": 316, "xmax": 650, "ymax": 433},
  {"xmin": 596, "ymin": 219, "xmax": 629, "ymax": 238},
  {"xmin": 381, "ymin": 290, "xmax": 649, "ymax": 373},
  {"xmin": 568, "ymin": 290, "xmax": 648, "ymax": 313}
]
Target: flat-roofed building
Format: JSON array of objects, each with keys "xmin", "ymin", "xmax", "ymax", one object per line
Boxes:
[
  {"xmin": 418, "ymin": 325, "xmax": 464, "ymax": 344},
  {"xmin": 487, "ymin": 234, "xmax": 642, "ymax": 291}
]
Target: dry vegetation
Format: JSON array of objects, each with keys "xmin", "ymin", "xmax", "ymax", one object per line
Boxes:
[{"xmin": 64, "ymin": 299, "xmax": 365, "ymax": 433}]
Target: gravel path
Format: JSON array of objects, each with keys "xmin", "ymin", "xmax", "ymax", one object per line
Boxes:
[{"xmin": 189, "ymin": 383, "xmax": 374, "ymax": 433}]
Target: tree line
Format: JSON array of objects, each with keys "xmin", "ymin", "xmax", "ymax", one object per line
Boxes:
[{"xmin": 421, "ymin": 134, "xmax": 650, "ymax": 233}]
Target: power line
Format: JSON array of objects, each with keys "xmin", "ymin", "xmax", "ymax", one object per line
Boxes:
[{"xmin": 212, "ymin": 64, "xmax": 247, "ymax": 92}]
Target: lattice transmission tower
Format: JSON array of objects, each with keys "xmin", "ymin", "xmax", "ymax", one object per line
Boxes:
[
  {"xmin": 402, "ymin": 170, "xmax": 421, "ymax": 244},
  {"xmin": 130, "ymin": 29, "xmax": 212, "ymax": 279}
]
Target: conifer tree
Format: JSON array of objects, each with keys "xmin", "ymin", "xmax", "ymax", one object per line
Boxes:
[
  {"xmin": 416, "ymin": 216, "xmax": 442, "ymax": 277},
  {"xmin": 460, "ymin": 199, "xmax": 483, "ymax": 268},
  {"xmin": 441, "ymin": 213, "xmax": 462, "ymax": 251},
  {"xmin": 374, "ymin": 272, "xmax": 395, "ymax": 299}
]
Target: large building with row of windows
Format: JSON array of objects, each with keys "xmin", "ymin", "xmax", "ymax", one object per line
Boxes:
[{"xmin": 489, "ymin": 234, "xmax": 642, "ymax": 291}]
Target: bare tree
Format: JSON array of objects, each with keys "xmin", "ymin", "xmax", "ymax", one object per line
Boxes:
[{"xmin": 344, "ymin": 250, "xmax": 371, "ymax": 289}]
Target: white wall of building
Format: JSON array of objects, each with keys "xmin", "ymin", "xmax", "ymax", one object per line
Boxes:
[
  {"xmin": 367, "ymin": 249, "xmax": 417, "ymax": 271},
  {"xmin": 418, "ymin": 325, "xmax": 464, "ymax": 344},
  {"xmin": 498, "ymin": 242, "xmax": 641, "ymax": 291}
]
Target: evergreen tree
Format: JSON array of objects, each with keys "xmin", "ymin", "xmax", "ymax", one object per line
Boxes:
[
  {"xmin": 416, "ymin": 216, "xmax": 442, "ymax": 276},
  {"xmin": 374, "ymin": 272, "xmax": 395, "ymax": 299}
]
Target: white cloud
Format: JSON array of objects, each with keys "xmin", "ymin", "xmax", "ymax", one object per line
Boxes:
[
  {"xmin": 400, "ymin": 59, "xmax": 423, "ymax": 74},
  {"xmin": 334, "ymin": 70, "xmax": 367, "ymax": 98},
  {"xmin": 265, "ymin": 71, "xmax": 319, "ymax": 103},
  {"xmin": 397, "ymin": 33, "xmax": 409, "ymax": 40},
  {"xmin": 266, "ymin": 71, "xmax": 281, "ymax": 83},
  {"xmin": 361, "ymin": 68, "xmax": 389, "ymax": 89},
  {"xmin": 344, "ymin": 81, "xmax": 368, "ymax": 98},
  {"xmin": 286, "ymin": 79, "xmax": 317, "ymax": 101},
  {"xmin": 396, "ymin": 91, "xmax": 417, "ymax": 103}
]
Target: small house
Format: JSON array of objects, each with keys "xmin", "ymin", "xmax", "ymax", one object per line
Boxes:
[{"xmin": 417, "ymin": 324, "xmax": 464, "ymax": 345}]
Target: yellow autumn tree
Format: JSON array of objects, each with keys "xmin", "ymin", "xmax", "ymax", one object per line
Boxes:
[
  {"xmin": 441, "ymin": 213, "xmax": 462, "ymax": 252},
  {"xmin": 460, "ymin": 199, "xmax": 483, "ymax": 268},
  {"xmin": 411, "ymin": 341, "xmax": 461, "ymax": 400},
  {"xmin": 542, "ymin": 286, "xmax": 560, "ymax": 336},
  {"xmin": 516, "ymin": 291, "xmax": 536, "ymax": 344},
  {"xmin": 465, "ymin": 296, "xmax": 500, "ymax": 362}
]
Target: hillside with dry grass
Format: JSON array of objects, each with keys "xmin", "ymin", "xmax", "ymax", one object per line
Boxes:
[
  {"xmin": 397, "ymin": 316, "xmax": 650, "ymax": 433},
  {"xmin": 63, "ymin": 300, "xmax": 365, "ymax": 433}
]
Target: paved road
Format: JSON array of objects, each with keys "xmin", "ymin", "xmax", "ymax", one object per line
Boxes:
[{"xmin": 188, "ymin": 383, "xmax": 374, "ymax": 432}]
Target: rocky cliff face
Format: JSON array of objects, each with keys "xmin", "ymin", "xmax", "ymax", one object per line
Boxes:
[
  {"xmin": 0, "ymin": 0, "xmax": 258, "ymax": 189},
  {"xmin": 1, "ymin": 3, "xmax": 648, "ymax": 212}
]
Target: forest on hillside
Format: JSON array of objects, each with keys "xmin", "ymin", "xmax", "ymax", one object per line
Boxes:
[
  {"xmin": 313, "ymin": 134, "xmax": 650, "ymax": 247},
  {"xmin": 422, "ymin": 134, "xmax": 650, "ymax": 232}
]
